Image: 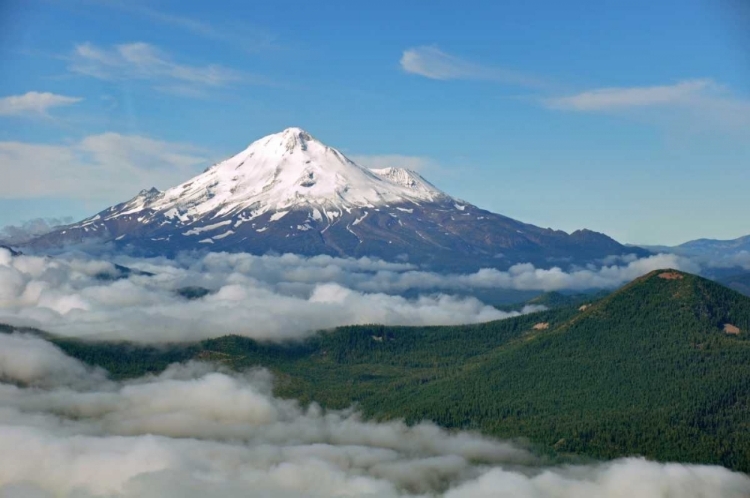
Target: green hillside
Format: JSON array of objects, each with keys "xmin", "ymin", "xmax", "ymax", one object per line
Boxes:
[{"xmin": 14, "ymin": 269, "xmax": 750, "ymax": 471}]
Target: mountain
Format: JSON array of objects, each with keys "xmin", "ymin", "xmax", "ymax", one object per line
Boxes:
[
  {"xmin": 644, "ymin": 234, "xmax": 750, "ymax": 270},
  {"xmin": 719, "ymin": 271, "xmax": 750, "ymax": 297},
  {"xmin": 26, "ymin": 128, "xmax": 645, "ymax": 271},
  {"xmin": 677, "ymin": 234, "xmax": 750, "ymax": 257},
  {"xmin": 0, "ymin": 245, "xmax": 19, "ymax": 257},
  {"xmin": 45, "ymin": 268, "xmax": 750, "ymax": 471}
]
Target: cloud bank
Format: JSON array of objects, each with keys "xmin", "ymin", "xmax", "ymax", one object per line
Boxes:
[
  {"xmin": 0, "ymin": 333, "xmax": 747, "ymax": 498},
  {"xmin": 0, "ymin": 248, "xmax": 696, "ymax": 342}
]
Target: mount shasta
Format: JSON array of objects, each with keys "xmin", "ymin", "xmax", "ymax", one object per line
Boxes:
[{"xmin": 28, "ymin": 128, "xmax": 645, "ymax": 270}]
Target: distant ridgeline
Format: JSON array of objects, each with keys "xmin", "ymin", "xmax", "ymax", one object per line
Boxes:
[{"xmin": 6, "ymin": 269, "xmax": 750, "ymax": 472}]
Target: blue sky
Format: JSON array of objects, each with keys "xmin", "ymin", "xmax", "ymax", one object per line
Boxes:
[{"xmin": 0, "ymin": 0, "xmax": 748, "ymax": 245}]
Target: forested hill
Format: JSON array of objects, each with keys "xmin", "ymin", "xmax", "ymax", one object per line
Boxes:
[
  {"xmin": 8, "ymin": 269, "xmax": 750, "ymax": 472},
  {"xmin": 382, "ymin": 269, "xmax": 750, "ymax": 469}
]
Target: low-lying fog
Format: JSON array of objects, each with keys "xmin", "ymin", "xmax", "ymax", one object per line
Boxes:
[
  {"xmin": 0, "ymin": 248, "xmax": 699, "ymax": 342},
  {"xmin": 0, "ymin": 332, "xmax": 747, "ymax": 497}
]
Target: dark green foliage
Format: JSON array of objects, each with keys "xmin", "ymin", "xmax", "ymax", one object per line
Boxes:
[
  {"xmin": 94, "ymin": 264, "xmax": 154, "ymax": 282},
  {"xmin": 175, "ymin": 286, "xmax": 211, "ymax": 300},
  {"xmin": 11, "ymin": 269, "xmax": 750, "ymax": 471},
  {"xmin": 0, "ymin": 323, "xmax": 46, "ymax": 336},
  {"xmin": 495, "ymin": 289, "xmax": 611, "ymax": 312},
  {"xmin": 383, "ymin": 271, "xmax": 750, "ymax": 471},
  {"xmin": 528, "ymin": 289, "xmax": 610, "ymax": 307},
  {"xmin": 54, "ymin": 339, "xmax": 200, "ymax": 379}
]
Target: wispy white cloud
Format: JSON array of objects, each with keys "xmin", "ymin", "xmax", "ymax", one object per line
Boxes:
[
  {"xmin": 68, "ymin": 42, "xmax": 252, "ymax": 96},
  {"xmin": 92, "ymin": 0, "xmax": 278, "ymax": 53},
  {"xmin": 349, "ymin": 154, "xmax": 437, "ymax": 173},
  {"xmin": 544, "ymin": 79, "xmax": 750, "ymax": 132},
  {"xmin": 0, "ymin": 133, "xmax": 208, "ymax": 200},
  {"xmin": 400, "ymin": 46, "xmax": 544, "ymax": 87},
  {"xmin": 544, "ymin": 79, "xmax": 715, "ymax": 111},
  {"xmin": 0, "ymin": 92, "xmax": 82, "ymax": 117}
]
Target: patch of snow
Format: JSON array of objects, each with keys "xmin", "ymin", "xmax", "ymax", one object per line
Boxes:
[
  {"xmin": 371, "ymin": 167, "xmax": 442, "ymax": 199},
  {"xmin": 164, "ymin": 208, "xmax": 189, "ymax": 222},
  {"xmin": 183, "ymin": 220, "xmax": 232, "ymax": 236},
  {"xmin": 346, "ymin": 224, "xmax": 362, "ymax": 244},
  {"xmin": 198, "ymin": 238, "xmax": 214, "ymax": 244},
  {"xmin": 115, "ymin": 235, "xmax": 125, "ymax": 240},
  {"xmin": 213, "ymin": 230, "xmax": 235, "ymax": 240},
  {"xmin": 396, "ymin": 207, "xmax": 413, "ymax": 213},
  {"xmin": 455, "ymin": 204, "xmax": 465, "ymax": 211},
  {"xmin": 269, "ymin": 211, "xmax": 289, "ymax": 222},
  {"xmin": 256, "ymin": 227, "xmax": 268, "ymax": 233},
  {"xmin": 352, "ymin": 212, "xmax": 368, "ymax": 226}
]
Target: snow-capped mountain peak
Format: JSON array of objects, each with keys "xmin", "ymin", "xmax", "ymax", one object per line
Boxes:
[
  {"xmin": 104, "ymin": 128, "xmax": 449, "ymax": 223},
  {"xmin": 370, "ymin": 167, "xmax": 440, "ymax": 197},
  {"xmin": 34, "ymin": 127, "xmax": 644, "ymax": 271}
]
